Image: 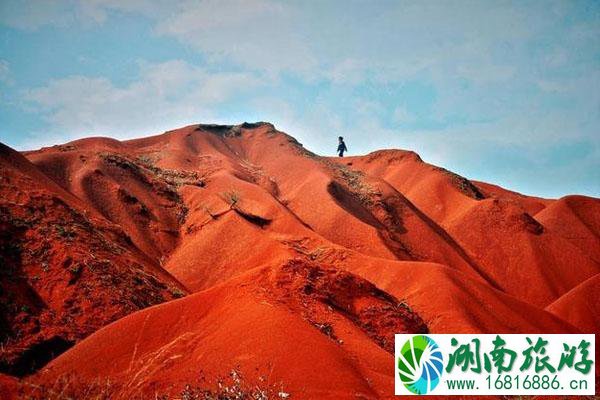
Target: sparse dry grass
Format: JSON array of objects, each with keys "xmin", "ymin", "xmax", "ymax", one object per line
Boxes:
[
  {"xmin": 221, "ymin": 190, "xmax": 241, "ymax": 207},
  {"xmin": 18, "ymin": 369, "xmax": 290, "ymax": 400},
  {"xmin": 325, "ymin": 161, "xmax": 381, "ymax": 206}
]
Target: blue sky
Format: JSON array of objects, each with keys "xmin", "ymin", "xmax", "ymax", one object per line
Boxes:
[{"xmin": 0, "ymin": 0, "xmax": 598, "ymax": 198}]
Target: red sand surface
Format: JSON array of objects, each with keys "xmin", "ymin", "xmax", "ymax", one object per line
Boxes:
[{"xmin": 1, "ymin": 123, "xmax": 598, "ymax": 398}]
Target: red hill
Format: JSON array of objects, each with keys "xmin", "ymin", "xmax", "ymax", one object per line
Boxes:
[{"xmin": 0, "ymin": 123, "xmax": 597, "ymax": 398}]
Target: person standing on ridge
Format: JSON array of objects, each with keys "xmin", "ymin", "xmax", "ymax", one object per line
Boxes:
[{"xmin": 337, "ymin": 136, "xmax": 348, "ymax": 157}]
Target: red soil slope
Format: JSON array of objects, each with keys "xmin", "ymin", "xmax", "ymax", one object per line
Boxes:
[
  {"xmin": 0, "ymin": 122, "xmax": 597, "ymax": 398},
  {"xmin": 344, "ymin": 151, "xmax": 599, "ymax": 306},
  {"xmin": 28, "ymin": 260, "xmax": 428, "ymax": 399},
  {"xmin": 546, "ymin": 274, "xmax": 600, "ymax": 334},
  {"xmin": 0, "ymin": 143, "xmax": 186, "ymax": 377}
]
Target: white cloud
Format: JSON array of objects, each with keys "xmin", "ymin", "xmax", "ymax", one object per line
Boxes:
[
  {"xmin": 536, "ymin": 79, "xmax": 567, "ymax": 93},
  {"xmin": 155, "ymin": 0, "xmax": 318, "ymax": 76},
  {"xmin": 22, "ymin": 60, "xmax": 260, "ymax": 144},
  {"xmin": 324, "ymin": 59, "xmax": 369, "ymax": 85},
  {"xmin": 0, "ymin": 0, "xmax": 72, "ymax": 30},
  {"xmin": 544, "ymin": 48, "xmax": 568, "ymax": 68},
  {"xmin": 392, "ymin": 106, "xmax": 416, "ymax": 124},
  {"xmin": 0, "ymin": 0, "xmax": 171, "ymax": 29},
  {"xmin": 0, "ymin": 60, "xmax": 11, "ymax": 85},
  {"xmin": 456, "ymin": 63, "xmax": 515, "ymax": 85}
]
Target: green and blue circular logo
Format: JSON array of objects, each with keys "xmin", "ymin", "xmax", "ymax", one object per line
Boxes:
[{"xmin": 397, "ymin": 335, "xmax": 444, "ymax": 394}]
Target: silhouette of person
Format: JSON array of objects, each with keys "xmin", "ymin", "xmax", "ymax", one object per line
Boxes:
[{"xmin": 337, "ymin": 136, "xmax": 348, "ymax": 157}]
